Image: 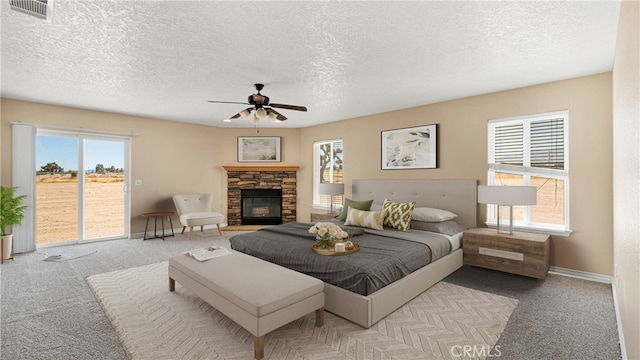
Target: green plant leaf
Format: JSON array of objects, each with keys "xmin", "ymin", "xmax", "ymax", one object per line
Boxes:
[{"xmin": 0, "ymin": 186, "xmax": 29, "ymax": 236}]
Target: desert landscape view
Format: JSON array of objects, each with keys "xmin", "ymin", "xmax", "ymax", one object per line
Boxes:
[{"xmin": 36, "ymin": 173, "xmax": 124, "ymax": 244}]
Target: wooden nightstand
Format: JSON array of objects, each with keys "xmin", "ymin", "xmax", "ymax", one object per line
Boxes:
[
  {"xmin": 310, "ymin": 212, "xmax": 339, "ymax": 222},
  {"xmin": 463, "ymin": 228, "xmax": 551, "ymax": 279}
]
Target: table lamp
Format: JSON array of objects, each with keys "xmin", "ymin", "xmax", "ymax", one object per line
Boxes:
[
  {"xmin": 319, "ymin": 183, "xmax": 344, "ymax": 214},
  {"xmin": 477, "ymin": 185, "xmax": 537, "ymax": 234}
]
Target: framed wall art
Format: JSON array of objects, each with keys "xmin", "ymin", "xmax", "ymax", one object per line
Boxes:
[
  {"xmin": 237, "ymin": 136, "xmax": 282, "ymax": 162},
  {"xmin": 381, "ymin": 124, "xmax": 438, "ymax": 169}
]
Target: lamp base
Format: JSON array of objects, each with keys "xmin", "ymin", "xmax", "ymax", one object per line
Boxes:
[{"xmin": 496, "ymin": 205, "xmax": 514, "ymax": 235}]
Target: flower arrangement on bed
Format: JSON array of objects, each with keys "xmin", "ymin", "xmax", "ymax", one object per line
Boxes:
[{"xmin": 308, "ymin": 222, "xmax": 349, "ymax": 249}]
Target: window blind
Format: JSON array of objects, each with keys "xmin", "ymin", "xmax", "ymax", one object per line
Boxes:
[
  {"xmin": 11, "ymin": 123, "xmax": 37, "ymax": 253},
  {"xmin": 490, "ymin": 115, "xmax": 565, "ymax": 171},
  {"xmin": 531, "ymin": 117, "xmax": 564, "ymax": 170},
  {"xmin": 493, "ymin": 123, "xmax": 523, "ymax": 166}
]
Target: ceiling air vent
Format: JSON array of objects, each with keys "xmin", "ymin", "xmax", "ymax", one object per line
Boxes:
[{"xmin": 9, "ymin": 0, "xmax": 54, "ymax": 21}]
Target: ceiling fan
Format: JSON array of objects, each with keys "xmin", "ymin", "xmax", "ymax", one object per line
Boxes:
[{"xmin": 208, "ymin": 83, "xmax": 307, "ymax": 125}]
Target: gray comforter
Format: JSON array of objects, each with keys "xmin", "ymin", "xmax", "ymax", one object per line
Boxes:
[{"xmin": 229, "ymin": 222, "xmax": 452, "ymax": 296}]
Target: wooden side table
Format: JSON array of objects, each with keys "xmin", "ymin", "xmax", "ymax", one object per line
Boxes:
[
  {"xmin": 463, "ymin": 227, "xmax": 551, "ymax": 279},
  {"xmin": 142, "ymin": 212, "xmax": 176, "ymax": 240},
  {"xmin": 310, "ymin": 212, "xmax": 339, "ymax": 222}
]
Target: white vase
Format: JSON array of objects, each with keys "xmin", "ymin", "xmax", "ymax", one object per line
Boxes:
[{"xmin": 1, "ymin": 234, "xmax": 13, "ymax": 260}]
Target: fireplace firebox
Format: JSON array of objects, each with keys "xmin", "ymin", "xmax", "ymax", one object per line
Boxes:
[{"xmin": 241, "ymin": 189, "xmax": 283, "ymax": 225}]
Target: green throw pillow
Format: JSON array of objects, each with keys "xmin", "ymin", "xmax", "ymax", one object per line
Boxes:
[{"xmin": 338, "ymin": 198, "xmax": 374, "ymax": 221}]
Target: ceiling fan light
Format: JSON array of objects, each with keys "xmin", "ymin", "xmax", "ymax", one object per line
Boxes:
[
  {"xmin": 239, "ymin": 109, "xmax": 250, "ymax": 119},
  {"xmin": 268, "ymin": 110, "xmax": 277, "ymax": 120},
  {"xmin": 255, "ymin": 107, "xmax": 267, "ymax": 119},
  {"xmin": 252, "ymin": 113, "xmax": 260, "ymax": 124}
]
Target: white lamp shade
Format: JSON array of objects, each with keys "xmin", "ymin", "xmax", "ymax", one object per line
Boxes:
[
  {"xmin": 319, "ymin": 183, "xmax": 344, "ymax": 196},
  {"xmin": 239, "ymin": 109, "xmax": 250, "ymax": 119},
  {"xmin": 255, "ymin": 108, "xmax": 267, "ymax": 119},
  {"xmin": 477, "ymin": 185, "xmax": 537, "ymax": 206}
]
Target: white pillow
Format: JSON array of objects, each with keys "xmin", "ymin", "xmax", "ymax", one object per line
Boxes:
[
  {"xmin": 345, "ymin": 207, "xmax": 385, "ymax": 230},
  {"xmin": 411, "ymin": 207, "xmax": 457, "ymax": 222},
  {"xmin": 370, "ymin": 203, "xmax": 383, "ymax": 211}
]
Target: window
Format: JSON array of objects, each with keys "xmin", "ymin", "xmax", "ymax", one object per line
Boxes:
[
  {"xmin": 487, "ymin": 111, "xmax": 570, "ymax": 235},
  {"xmin": 313, "ymin": 139, "xmax": 343, "ymax": 210}
]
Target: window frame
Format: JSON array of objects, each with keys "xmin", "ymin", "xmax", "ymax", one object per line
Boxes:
[
  {"xmin": 313, "ymin": 139, "xmax": 344, "ymax": 210},
  {"xmin": 487, "ymin": 111, "xmax": 571, "ymax": 236}
]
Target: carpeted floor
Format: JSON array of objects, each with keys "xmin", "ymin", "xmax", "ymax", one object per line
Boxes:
[
  {"xmin": 87, "ymin": 262, "xmax": 516, "ymax": 359},
  {"xmin": 445, "ymin": 266, "xmax": 622, "ymax": 359},
  {"xmin": 0, "ymin": 229, "xmax": 622, "ymax": 360}
]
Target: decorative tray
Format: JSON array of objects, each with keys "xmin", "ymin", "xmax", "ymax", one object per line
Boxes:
[{"xmin": 312, "ymin": 243, "xmax": 360, "ymax": 256}]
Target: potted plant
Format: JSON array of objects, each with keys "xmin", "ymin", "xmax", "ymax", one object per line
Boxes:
[{"xmin": 0, "ymin": 186, "xmax": 28, "ymax": 261}]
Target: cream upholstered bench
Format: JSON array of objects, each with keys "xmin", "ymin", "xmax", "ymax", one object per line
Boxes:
[{"xmin": 168, "ymin": 251, "xmax": 324, "ymax": 359}]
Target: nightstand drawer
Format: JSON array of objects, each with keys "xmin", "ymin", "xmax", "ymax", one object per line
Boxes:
[
  {"xmin": 463, "ymin": 228, "xmax": 551, "ymax": 279},
  {"xmin": 479, "ymin": 247, "xmax": 524, "ymax": 261}
]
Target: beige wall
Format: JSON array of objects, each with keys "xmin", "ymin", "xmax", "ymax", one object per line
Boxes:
[
  {"xmin": 0, "ymin": 99, "xmax": 301, "ymax": 234},
  {"xmin": 2, "ymin": 74, "xmax": 614, "ymax": 277},
  {"xmin": 299, "ymin": 73, "xmax": 613, "ymax": 276},
  {"xmin": 612, "ymin": 1, "xmax": 640, "ymax": 359}
]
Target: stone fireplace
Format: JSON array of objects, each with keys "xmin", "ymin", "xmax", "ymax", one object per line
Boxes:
[{"xmin": 223, "ymin": 166, "xmax": 298, "ymax": 226}]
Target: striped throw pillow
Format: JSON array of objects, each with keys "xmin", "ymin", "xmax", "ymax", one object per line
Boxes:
[{"xmin": 344, "ymin": 207, "xmax": 384, "ymax": 230}]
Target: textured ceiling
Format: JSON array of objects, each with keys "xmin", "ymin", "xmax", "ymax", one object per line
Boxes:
[{"xmin": 1, "ymin": 1, "xmax": 621, "ymax": 129}]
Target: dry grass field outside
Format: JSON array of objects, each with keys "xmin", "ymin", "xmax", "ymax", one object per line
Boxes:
[{"xmin": 36, "ymin": 173, "xmax": 124, "ymax": 244}]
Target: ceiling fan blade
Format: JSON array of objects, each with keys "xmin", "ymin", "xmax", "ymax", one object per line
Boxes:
[
  {"xmin": 269, "ymin": 103, "xmax": 308, "ymax": 112},
  {"xmin": 267, "ymin": 108, "xmax": 287, "ymax": 121},
  {"xmin": 207, "ymin": 100, "xmax": 250, "ymax": 105}
]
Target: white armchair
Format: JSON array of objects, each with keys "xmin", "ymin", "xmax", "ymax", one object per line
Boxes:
[{"xmin": 172, "ymin": 194, "xmax": 224, "ymax": 239}]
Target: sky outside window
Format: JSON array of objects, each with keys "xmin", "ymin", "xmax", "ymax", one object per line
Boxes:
[{"xmin": 36, "ymin": 136, "xmax": 124, "ymax": 172}]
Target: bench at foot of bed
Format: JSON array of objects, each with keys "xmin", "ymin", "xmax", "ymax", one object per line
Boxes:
[{"xmin": 168, "ymin": 251, "xmax": 324, "ymax": 359}]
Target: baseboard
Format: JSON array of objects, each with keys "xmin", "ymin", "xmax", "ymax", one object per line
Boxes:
[
  {"xmin": 131, "ymin": 223, "xmax": 228, "ymax": 240},
  {"xmin": 548, "ymin": 266, "xmax": 613, "ymax": 284},
  {"xmin": 611, "ymin": 281, "xmax": 628, "ymax": 360}
]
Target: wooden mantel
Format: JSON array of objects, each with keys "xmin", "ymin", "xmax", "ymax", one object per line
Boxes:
[{"xmin": 222, "ymin": 165, "xmax": 299, "ymax": 172}]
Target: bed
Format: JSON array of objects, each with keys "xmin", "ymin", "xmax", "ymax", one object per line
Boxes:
[{"xmin": 230, "ymin": 179, "xmax": 477, "ymax": 328}]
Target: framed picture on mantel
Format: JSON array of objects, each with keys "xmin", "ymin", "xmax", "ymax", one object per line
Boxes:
[
  {"xmin": 381, "ymin": 124, "xmax": 438, "ymax": 169},
  {"xmin": 237, "ymin": 136, "xmax": 282, "ymax": 162}
]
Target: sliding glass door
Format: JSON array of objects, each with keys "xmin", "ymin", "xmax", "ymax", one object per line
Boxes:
[
  {"xmin": 35, "ymin": 134, "xmax": 79, "ymax": 245},
  {"xmin": 36, "ymin": 131, "xmax": 130, "ymax": 245},
  {"xmin": 82, "ymin": 137, "xmax": 128, "ymax": 241}
]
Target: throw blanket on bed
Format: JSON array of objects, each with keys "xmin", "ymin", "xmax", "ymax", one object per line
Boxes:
[{"xmin": 229, "ymin": 222, "xmax": 451, "ymax": 296}]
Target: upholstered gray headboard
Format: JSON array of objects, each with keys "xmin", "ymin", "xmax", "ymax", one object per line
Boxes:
[{"xmin": 351, "ymin": 179, "xmax": 477, "ymax": 229}]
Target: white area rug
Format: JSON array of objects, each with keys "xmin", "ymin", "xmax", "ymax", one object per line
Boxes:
[{"xmin": 86, "ymin": 262, "xmax": 518, "ymax": 360}]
